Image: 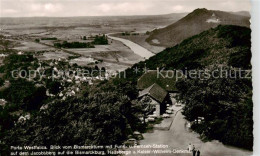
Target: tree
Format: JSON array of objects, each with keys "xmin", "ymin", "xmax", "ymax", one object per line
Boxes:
[
  {"xmin": 176, "ymin": 65, "xmax": 253, "ymax": 150},
  {"xmin": 2, "ymin": 40, "xmax": 11, "ymax": 51},
  {"xmin": 135, "ymin": 96, "xmax": 153, "ymax": 124},
  {"xmin": 1, "ymin": 79, "xmax": 47, "ymax": 111},
  {"xmin": 2, "ymin": 91, "xmax": 133, "ymax": 152},
  {"xmin": 92, "ymin": 35, "xmax": 108, "ymax": 45},
  {"xmin": 46, "ymin": 80, "xmax": 62, "ymax": 95},
  {"xmin": 0, "ymin": 78, "xmax": 4, "ymax": 86},
  {"xmin": 101, "ymin": 67, "xmax": 106, "ymax": 72}
]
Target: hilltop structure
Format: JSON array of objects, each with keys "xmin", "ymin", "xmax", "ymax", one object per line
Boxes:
[{"xmin": 206, "ymin": 13, "xmax": 221, "ymax": 23}]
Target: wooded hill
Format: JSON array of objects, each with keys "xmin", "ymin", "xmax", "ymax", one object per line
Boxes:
[
  {"xmin": 146, "ymin": 8, "xmax": 250, "ymax": 47},
  {"xmin": 138, "ymin": 25, "xmax": 251, "ymax": 71}
]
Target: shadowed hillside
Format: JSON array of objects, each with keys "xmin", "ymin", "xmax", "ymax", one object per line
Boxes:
[
  {"xmin": 128, "ymin": 25, "xmax": 252, "ymax": 150},
  {"xmin": 230, "ymin": 11, "xmax": 251, "ymax": 17},
  {"xmin": 140, "ymin": 25, "xmax": 251, "ymax": 70},
  {"xmin": 146, "ymin": 8, "xmax": 250, "ymax": 47}
]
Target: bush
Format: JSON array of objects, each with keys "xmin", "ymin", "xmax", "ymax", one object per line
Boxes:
[
  {"xmin": 54, "ymin": 41, "xmax": 95, "ymax": 48},
  {"xmin": 41, "ymin": 37, "xmax": 57, "ymax": 40},
  {"xmin": 92, "ymin": 35, "xmax": 108, "ymax": 45}
]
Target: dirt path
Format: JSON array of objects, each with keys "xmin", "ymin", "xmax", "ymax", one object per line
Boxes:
[{"xmin": 133, "ymin": 111, "xmax": 252, "ymax": 156}]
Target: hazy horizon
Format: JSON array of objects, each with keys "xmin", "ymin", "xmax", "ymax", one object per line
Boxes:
[
  {"xmin": 0, "ymin": 0, "xmax": 251, "ymax": 17},
  {"xmin": 1, "ymin": 12, "xmax": 187, "ymax": 18},
  {"xmin": 0, "ymin": 9, "xmax": 250, "ymax": 18}
]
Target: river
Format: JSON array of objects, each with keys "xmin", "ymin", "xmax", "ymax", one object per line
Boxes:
[{"xmin": 107, "ymin": 34, "xmax": 155, "ymax": 59}]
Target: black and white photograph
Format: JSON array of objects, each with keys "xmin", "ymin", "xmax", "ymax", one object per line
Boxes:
[{"xmin": 0, "ymin": 0, "xmax": 257, "ymax": 155}]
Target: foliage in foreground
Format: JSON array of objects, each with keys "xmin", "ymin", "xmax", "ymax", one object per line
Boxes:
[
  {"xmin": 1, "ymin": 91, "xmax": 136, "ymax": 154},
  {"xmin": 176, "ymin": 66, "xmax": 253, "ymax": 150}
]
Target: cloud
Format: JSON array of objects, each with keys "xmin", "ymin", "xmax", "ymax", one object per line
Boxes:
[
  {"xmin": 172, "ymin": 5, "xmax": 184, "ymax": 12},
  {"xmin": 44, "ymin": 3, "xmax": 62, "ymax": 12}
]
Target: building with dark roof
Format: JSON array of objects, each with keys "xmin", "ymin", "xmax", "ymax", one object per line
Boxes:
[
  {"xmin": 138, "ymin": 83, "xmax": 171, "ymax": 117},
  {"xmin": 137, "ymin": 70, "xmax": 178, "ymax": 92}
]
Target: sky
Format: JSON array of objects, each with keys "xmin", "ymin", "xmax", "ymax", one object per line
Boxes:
[{"xmin": 0, "ymin": 0, "xmax": 251, "ymax": 17}]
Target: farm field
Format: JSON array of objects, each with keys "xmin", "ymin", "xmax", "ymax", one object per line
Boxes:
[
  {"xmin": 13, "ymin": 40, "xmax": 55, "ymax": 51},
  {"xmin": 1, "ymin": 14, "xmax": 183, "ymax": 71}
]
